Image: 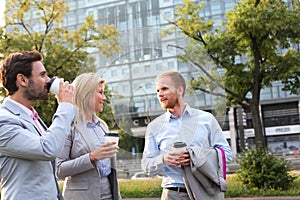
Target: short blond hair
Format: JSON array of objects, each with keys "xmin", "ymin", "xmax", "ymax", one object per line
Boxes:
[
  {"xmin": 73, "ymin": 73, "xmax": 105, "ymax": 121},
  {"xmin": 155, "ymin": 70, "xmax": 186, "ymax": 97}
]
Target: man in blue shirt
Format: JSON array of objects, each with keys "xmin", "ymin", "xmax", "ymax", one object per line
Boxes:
[{"xmin": 141, "ymin": 70, "xmax": 233, "ymax": 200}]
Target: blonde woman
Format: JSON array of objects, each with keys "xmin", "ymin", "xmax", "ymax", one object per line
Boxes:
[{"xmin": 56, "ymin": 73, "xmax": 121, "ymax": 200}]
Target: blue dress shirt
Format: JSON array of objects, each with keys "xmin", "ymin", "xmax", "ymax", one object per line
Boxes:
[
  {"xmin": 141, "ymin": 104, "xmax": 233, "ymax": 188},
  {"xmin": 87, "ymin": 121, "xmax": 111, "ymax": 176}
]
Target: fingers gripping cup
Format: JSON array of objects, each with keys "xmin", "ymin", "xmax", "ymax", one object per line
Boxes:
[
  {"xmin": 104, "ymin": 133, "xmax": 119, "ymax": 146},
  {"xmin": 47, "ymin": 77, "xmax": 63, "ymax": 95}
]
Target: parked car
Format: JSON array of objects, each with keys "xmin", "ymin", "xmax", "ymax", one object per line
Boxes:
[
  {"xmin": 131, "ymin": 171, "xmax": 165, "ymax": 180},
  {"xmin": 131, "ymin": 172, "xmax": 152, "ymax": 180}
]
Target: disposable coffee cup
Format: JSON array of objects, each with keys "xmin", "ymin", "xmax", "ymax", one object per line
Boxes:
[
  {"xmin": 47, "ymin": 77, "xmax": 63, "ymax": 95},
  {"xmin": 104, "ymin": 133, "xmax": 119, "ymax": 146},
  {"xmin": 172, "ymin": 142, "xmax": 187, "ymax": 152}
]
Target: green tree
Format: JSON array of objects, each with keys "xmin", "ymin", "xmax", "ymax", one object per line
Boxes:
[
  {"xmin": 165, "ymin": 0, "xmax": 300, "ymax": 149},
  {"xmin": 0, "ymin": 0, "xmax": 121, "ymax": 125},
  {"xmin": 98, "ymin": 85, "xmax": 116, "ymax": 129}
]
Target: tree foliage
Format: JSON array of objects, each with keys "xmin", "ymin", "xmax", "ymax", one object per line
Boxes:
[
  {"xmin": 0, "ymin": 0, "xmax": 121, "ymax": 125},
  {"xmin": 98, "ymin": 84, "xmax": 116, "ymax": 129},
  {"xmin": 165, "ymin": 0, "xmax": 300, "ymax": 148}
]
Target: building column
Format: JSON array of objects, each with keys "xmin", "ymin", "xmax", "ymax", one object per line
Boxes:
[
  {"xmin": 228, "ymin": 107, "xmax": 237, "ymax": 159},
  {"xmin": 259, "ymin": 104, "xmax": 267, "ymax": 147}
]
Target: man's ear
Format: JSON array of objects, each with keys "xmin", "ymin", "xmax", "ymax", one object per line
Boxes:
[
  {"xmin": 177, "ymin": 85, "xmax": 184, "ymax": 96},
  {"xmin": 16, "ymin": 74, "xmax": 28, "ymax": 87}
]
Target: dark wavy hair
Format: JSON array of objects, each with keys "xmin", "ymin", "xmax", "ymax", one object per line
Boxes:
[{"xmin": 0, "ymin": 50, "xmax": 43, "ymax": 95}]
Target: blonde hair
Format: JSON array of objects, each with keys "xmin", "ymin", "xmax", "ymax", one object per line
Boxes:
[
  {"xmin": 73, "ymin": 73, "xmax": 105, "ymax": 121},
  {"xmin": 155, "ymin": 70, "xmax": 186, "ymax": 97}
]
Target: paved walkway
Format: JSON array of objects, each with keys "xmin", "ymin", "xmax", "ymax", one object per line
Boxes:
[
  {"xmin": 226, "ymin": 197, "xmax": 300, "ymax": 200},
  {"xmin": 123, "ymin": 197, "xmax": 300, "ymax": 200}
]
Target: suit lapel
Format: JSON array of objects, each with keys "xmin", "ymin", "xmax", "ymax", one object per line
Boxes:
[
  {"xmin": 2, "ymin": 99, "xmax": 41, "ymax": 136},
  {"xmin": 75, "ymin": 119, "xmax": 101, "ymax": 175},
  {"xmin": 38, "ymin": 118, "xmax": 48, "ymax": 130},
  {"xmin": 76, "ymin": 120, "xmax": 98, "ymax": 151}
]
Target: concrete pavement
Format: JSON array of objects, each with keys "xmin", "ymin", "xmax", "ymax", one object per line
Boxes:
[{"xmin": 226, "ymin": 197, "xmax": 300, "ymax": 200}]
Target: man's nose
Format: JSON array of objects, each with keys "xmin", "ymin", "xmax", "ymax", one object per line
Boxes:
[{"xmin": 46, "ymin": 76, "xmax": 51, "ymax": 82}]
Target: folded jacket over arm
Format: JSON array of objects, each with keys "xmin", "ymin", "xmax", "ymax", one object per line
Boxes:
[{"xmin": 182, "ymin": 146, "xmax": 227, "ymax": 200}]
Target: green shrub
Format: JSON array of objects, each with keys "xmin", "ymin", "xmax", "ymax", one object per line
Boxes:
[
  {"xmin": 226, "ymin": 173, "xmax": 300, "ymax": 198},
  {"xmin": 236, "ymin": 148, "xmax": 296, "ymax": 190}
]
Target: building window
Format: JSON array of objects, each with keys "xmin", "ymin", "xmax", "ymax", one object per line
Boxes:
[
  {"xmin": 261, "ymin": 87, "xmax": 272, "ymax": 100},
  {"xmin": 211, "ymin": 2, "xmax": 222, "ymax": 15},
  {"xmin": 164, "ymin": 11, "xmax": 171, "ymax": 19},
  {"xmin": 67, "ymin": 11, "xmax": 76, "ymax": 25},
  {"xmin": 122, "ymin": 85, "xmax": 128, "ymax": 92},
  {"xmin": 145, "ymin": 83, "xmax": 152, "ymax": 89},
  {"xmin": 111, "ymin": 70, "xmax": 118, "ymax": 77},
  {"xmin": 168, "ymin": 62, "xmax": 174, "ymax": 69},
  {"xmin": 78, "ymin": 10, "xmax": 86, "ymax": 23},
  {"xmin": 144, "ymin": 65, "xmax": 151, "ymax": 72},
  {"xmin": 98, "ymin": 8, "xmax": 107, "ymax": 25},
  {"xmin": 122, "ymin": 68, "xmax": 128, "ymax": 75},
  {"xmin": 133, "ymin": 66, "xmax": 140, "ymax": 74},
  {"xmin": 262, "ymin": 102, "xmax": 300, "ymax": 127}
]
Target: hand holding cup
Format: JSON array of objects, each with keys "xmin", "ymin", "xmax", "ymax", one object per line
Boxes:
[
  {"xmin": 90, "ymin": 140, "xmax": 119, "ymax": 161},
  {"xmin": 47, "ymin": 77, "xmax": 74, "ymax": 104},
  {"xmin": 104, "ymin": 133, "xmax": 119, "ymax": 146}
]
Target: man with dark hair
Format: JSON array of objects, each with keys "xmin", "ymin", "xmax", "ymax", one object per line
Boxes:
[{"xmin": 0, "ymin": 50, "xmax": 75, "ymax": 200}]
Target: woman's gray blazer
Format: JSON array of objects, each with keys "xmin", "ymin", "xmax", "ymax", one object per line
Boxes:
[{"xmin": 56, "ymin": 118, "xmax": 121, "ymax": 200}]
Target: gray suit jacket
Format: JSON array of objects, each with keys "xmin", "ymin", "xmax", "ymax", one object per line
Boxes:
[
  {"xmin": 56, "ymin": 117, "xmax": 121, "ymax": 200},
  {"xmin": 0, "ymin": 98, "xmax": 75, "ymax": 200},
  {"xmin": 182, "ymin": 146, "xmax": 226, "ymax": 200}
]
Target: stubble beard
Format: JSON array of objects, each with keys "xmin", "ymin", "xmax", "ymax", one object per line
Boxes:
[
  {"xmin": 23, "ymin": 79, "xmax": 48, "ymax": 101},
  {"xmin": 160, "ymin": 97, "xmax": 178, "ymax": 110}
]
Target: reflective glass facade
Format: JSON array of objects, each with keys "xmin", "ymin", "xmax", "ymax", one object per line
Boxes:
[{"xmin": 64, "ymin": 0, "xmax": 300, "ymax": 154}]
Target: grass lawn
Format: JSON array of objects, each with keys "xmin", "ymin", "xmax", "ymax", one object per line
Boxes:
[{"xmin": 118, "ymin": 171, "xmax": 300, "ymax": 198}]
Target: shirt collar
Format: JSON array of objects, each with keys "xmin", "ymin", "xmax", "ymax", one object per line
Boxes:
[
  {"xmin": 7, "ymin": 97, "xmax": 33, "ymax": 118},
  {"xmin": 165, "ymin": 104, "xmax": 192, "ymax": 121},
  {"xmin": 86, "ymin": 119, "xmax": 101, "ymax": 128}
]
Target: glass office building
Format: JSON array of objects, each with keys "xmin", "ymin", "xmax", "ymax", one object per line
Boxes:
[
  {"xmin": 63, "ymin": 0, "xmax": 300, "ymax": 156},
  {"xmin": 15, "ymin": 0, "xmax": 300, "ymax": 156}
]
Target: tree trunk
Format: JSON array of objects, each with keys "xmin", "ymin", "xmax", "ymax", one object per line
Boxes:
[
  {"xmin": 250, "ymin": 101, "xmax": 266, "ymax": 149},
  {"xmin": 251, "ymin": 37, "xmax": 267, "ymax": 149}
]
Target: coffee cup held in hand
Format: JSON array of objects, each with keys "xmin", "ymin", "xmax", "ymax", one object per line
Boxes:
[
  {"xmin": 47, "ymin": 77, "xmax": 63, "ymax": 95},
  {"xmin": 104, "ymin": 133, "xmax": 119, "ymax": 146},
  {"xmin": 172, "ymin": 142, "xmax": 187, "ymax": 152}
]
